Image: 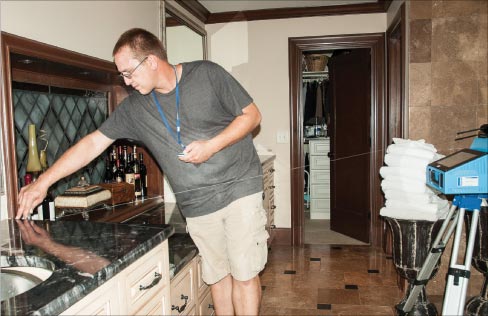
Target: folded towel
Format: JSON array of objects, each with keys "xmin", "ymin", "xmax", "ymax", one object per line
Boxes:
[
  {"xmin": 380, "ymin": 202, "xmax": 449, "ymax": 221},
  {"xmin": 381, "ymin": 178, "xmax": 431, "ymax": 193},
  {"xmin": 392, "ymin": 138, "xmax": 437, "ymax": 152},
  {"xmin": 386, "ymin": 199, "xmax": 449, "ymax": 213},
  {"xmin": 383, "ymin": 189, "xmax": 435, "ymax": 203},
  {"xmin": 384, "ymin": 153, "xmax": 433, "ymax": 169},
  {"xmin": 386, "ymin": 144, "xmax": 437, "ymax": 160},
  {"xmin": 379, "ymin": 166, "xmax": 426, "ymax": 181}
]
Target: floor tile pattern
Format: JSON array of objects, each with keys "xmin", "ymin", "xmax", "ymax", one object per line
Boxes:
[{"xmin": 259, "ymin": 244, "xmax": 404, "ymax": 315}]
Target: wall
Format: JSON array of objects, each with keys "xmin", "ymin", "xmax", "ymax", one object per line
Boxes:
[
  {"xmin": 0, "ymin": 1, "xmax": 160, "ymax": 219},
  {"xmin": 206, "ymin": 14, "xmax": 386, "ymax": 228},
  {"xmin": 408, "ymin": 0, "xmax": 487, "ymax": 154},
  {"xmin": 407, "ymin": 0, "xmax": 488, "ymax": 298}
]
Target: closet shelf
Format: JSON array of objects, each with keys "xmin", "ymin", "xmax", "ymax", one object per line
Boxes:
[{"xmin": 302, "ymin": 71, "xmax": 329, "ymax": 80}]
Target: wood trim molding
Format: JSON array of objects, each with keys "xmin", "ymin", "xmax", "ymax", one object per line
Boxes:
[
  {"xmin": 0, "ymin": 32, "xmax": 120, "ymax": 217},
  {"xmin": 175, "ymin": 0, "xmax": 392, "ymax": 25},
  {"xmin": 288, "ymin": 33, "xmax": 386, "ymax": 247}
]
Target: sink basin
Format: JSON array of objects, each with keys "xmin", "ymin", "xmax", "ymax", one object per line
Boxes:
[
  {"xmin": 1, "ymin": 255, "xmax": 55, "ymax": 302},
  {"xmin": 1, "ymin": 266, "xmax": 53, "ymax": 301}
]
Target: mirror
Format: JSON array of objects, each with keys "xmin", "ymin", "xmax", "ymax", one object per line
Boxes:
[{"xmin": 163, "ymin": 1, "xmax": 207, "ymax": 64}]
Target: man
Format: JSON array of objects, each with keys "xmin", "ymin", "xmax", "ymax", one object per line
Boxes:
[{"xmin": 16, "ymin": 28, "xmax": 268, "ymax": 315}]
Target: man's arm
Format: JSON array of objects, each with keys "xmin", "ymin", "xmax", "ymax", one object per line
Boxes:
[
  {"xmin": 179, "ymin": 102, "xmax": 261, "ymax": 164},
  {"xmin": 16, "ymin": 130, "xmax": 114, "ymax": 219}
]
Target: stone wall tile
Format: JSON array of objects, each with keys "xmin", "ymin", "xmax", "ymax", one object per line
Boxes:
[
  {"xmin": 408, "ymin": 107, "xmax": 432, "ymax": 141},
  {"xmin": 409, "ymin": 63, "xmax": 432, "ymax": 107},
  {"xmin": 410, "ymin": 0, "xmax": 432, "ymax": 20},
  {"xmin": 432, "ymin": 16, "xmax": 480, "ymax": 63},
  {"xmin": 431, "ymin": 61, "xmax": 478, "ymax": 107},
  {"xmin": 410, "ymin": 19, "xmax": 432, "ymax": 63},
  {"xmin": 432, "ymin": 0, "xmax": 481, "ymax": 18}
]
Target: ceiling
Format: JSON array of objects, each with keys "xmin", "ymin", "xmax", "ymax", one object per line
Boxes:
[{"xmin": 199, "ymin": 0, "xmax": 378, "ymax": 14}]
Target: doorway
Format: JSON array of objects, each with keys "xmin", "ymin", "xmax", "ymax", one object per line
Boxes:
[{"xmin": 289, "ymin": 33, "xmax": 386, "ymax": 247}]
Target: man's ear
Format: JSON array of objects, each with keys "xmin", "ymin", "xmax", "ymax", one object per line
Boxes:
[{"xmin": 146, "ymin": 55, "xmax": 159, "ymax": 70}]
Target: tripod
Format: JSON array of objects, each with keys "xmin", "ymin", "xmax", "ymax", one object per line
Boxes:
[{"xmin": 398, "ymin": 194, "xmax": 488, "ymax": 316}]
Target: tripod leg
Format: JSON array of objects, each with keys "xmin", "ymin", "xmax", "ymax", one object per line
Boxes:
[
  {"xmin": 401, "ymin": 205, "xmax": 458, "ymax": 313},
  {"xmin": 442, "ymin": 208, "xmax": 480, "ymax": 316}
]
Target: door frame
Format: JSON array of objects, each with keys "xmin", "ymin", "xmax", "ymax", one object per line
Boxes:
[{"xmin": 288, "ymin": 33, "xmax": 386, "ymax": 247}]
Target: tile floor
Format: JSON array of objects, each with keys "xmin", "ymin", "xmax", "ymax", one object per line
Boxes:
[{"xmin": 259, "ymin": 244, "xmax": 404, "ymax": 315}]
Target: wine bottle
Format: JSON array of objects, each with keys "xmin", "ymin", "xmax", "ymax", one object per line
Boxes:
[
  {"xmin": 104, "ymin": 157, "xmax": 114, "ymax": 183},
  {"xmin": 115, "ymin": 159, "xmax": 124, "ymax": 183},
  {"xmin": 133, "ymin": 150, "xmax": 142, "ymax": 198},
  {"xmin": 125, "ymin": 154, "xmax": 135, "ymax": 185},
  {"xmin": 139, "ymin": 153, "xmax": 147, "ymax": 197},
  {"xmin": 39, "ymin": 191, "xmax": 55, "ymax": 221},
  {"xmin": 122, "ymin": 145, "xmax": 128, "ymax": 169}
]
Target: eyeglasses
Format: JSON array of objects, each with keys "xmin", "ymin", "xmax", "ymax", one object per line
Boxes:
[{"xmin": 119, "ymin": 56, "xmax": 148, "ymax": 79}]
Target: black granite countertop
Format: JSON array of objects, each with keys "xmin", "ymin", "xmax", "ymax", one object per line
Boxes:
[
  {"xmin": 121, "ymin": 202, "xmax": 199, "ymax": 279},
  {"xmin": 0, "ymin": 219, "xmax": 174, "ymax": 315}
]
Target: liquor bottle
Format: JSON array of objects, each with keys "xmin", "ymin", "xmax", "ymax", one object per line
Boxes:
[
  {"xmin": 139, "ymin": 153, "xmax": 147, "ymax": 197},
  {"xmin": 115, "ymin": 159, "xmax": 124, "ymax": 183},
  {"xmin": 133, "ymin": 149, "xmax": 142, "ymax": 198},
  {"xmin": 111, "ymin": 146, "xmax": 118, "ymax": 174},
  {"xmin": 124, "ymin": 155, "xmax": 135, "ymax": 185}
]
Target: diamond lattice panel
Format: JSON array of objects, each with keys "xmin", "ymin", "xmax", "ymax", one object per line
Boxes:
[{"xmin": 14, "ymin": 89, "xmax": 108, "ymax": 197}]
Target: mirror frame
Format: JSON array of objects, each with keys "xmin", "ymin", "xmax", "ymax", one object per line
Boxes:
[{"xmin": 162, "ymin": 0, "xmax": 208, "ymax": 60}]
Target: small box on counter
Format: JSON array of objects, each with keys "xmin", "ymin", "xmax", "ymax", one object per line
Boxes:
[
  {"xmin": 54, "ymin": 185, "xmax": 111, "ymax": 208},
  {"xmin": 98, "ymin": 182, "xmax": 134, "ymax": 205}
]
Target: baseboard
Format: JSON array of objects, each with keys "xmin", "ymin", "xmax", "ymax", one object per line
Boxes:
[{"xmin": 270, "ymin": 228, "xmax": 291, "ymax": 245}]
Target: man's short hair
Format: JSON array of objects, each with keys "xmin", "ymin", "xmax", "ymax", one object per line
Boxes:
[{"xmin": 113, "ymin": 28, "xmax": 167, "ymax": 61}]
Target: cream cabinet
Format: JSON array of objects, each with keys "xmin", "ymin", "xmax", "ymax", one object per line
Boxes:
[
  {"xmin": 261, "ymin": 158, "xmax": 276, "ymax": 244},
  {"xmin": 309, "ymin": 139, "xmax": 330, "ymax": 219},
  {"xmin": 61, "ymin": 241, "xmax": 170, "ymax": 316},
  {"xmin": 171, "ymin": 255, "xmax": 214, "ymax": 316}
]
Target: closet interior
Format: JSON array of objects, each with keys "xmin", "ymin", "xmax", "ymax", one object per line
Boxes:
[{"xmin": 302, "ymin": 51, "xmax": 331, "ymax": 222}]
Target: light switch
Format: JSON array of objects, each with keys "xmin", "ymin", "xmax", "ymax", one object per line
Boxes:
[{"xmin": 276, "ymin": 131, "xmax": 290, "ymax": 144}]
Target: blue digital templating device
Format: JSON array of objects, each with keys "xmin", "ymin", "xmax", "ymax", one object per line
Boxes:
[{"xmin": 426, "ymin": 127, "xmax": 488, "ymax": 195}]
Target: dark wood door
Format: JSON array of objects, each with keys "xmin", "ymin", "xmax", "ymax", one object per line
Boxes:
[{"xmin": 329, "ymin": 48, "xmax": 371, "ymax": 243}]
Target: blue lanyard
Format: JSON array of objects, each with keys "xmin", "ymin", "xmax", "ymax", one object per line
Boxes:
[{"xmin": 151, "ymin": 65, "xmax": 184, "ymax": 149}]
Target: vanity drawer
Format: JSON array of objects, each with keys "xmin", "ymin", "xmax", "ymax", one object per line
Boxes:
[
  {"xmin": 124, "ymin": 243, "xmax": 169, "ymax": 315},
  {"xmin": 198, "ymin": 288, "xmax": 215, "ymax": 316}
]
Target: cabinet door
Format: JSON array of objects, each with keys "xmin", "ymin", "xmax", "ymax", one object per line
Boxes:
[
  {"xmin": 171, "ymin": 259, "xmax": 196, "ymax": 315},
  {"xmin": 60, "ymin": 277, "xmax": 123, "ymax": 315},
  {"xmin": 198, "ymin": 289, "xmax": 215, "ymax": 316}
]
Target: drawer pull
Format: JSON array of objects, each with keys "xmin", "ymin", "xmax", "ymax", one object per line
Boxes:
[
  {"xmin": 208, "ymin": 304, "xmax": 215, "ymax": 310},
  {"xmin": 171, "ymin": 294, "xmax": 188, "ymax": 313},
  {"xmin": 268, "ymin": 168, "xmax": 275, "ymax": 173},
  {"xmin": 270, "ymin": 205, "xmax": 276, "ymax": 209},
  {"xmin": 139, "ymin": 272, "xmax": 162, "ymax": 291},
  {"xmin": 268, "ymin": 185, "xmax": 275, "ymax": 189}
]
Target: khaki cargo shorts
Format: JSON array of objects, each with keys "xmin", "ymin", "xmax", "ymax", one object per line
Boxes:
[{"xmin": 186, "ymin": 192, "xmax": 269, "ymax": 284}]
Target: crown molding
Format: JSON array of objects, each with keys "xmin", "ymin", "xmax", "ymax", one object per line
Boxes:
[{"xmin": 173, "ymin": 0, "xmax": 391, "ymax": 25}]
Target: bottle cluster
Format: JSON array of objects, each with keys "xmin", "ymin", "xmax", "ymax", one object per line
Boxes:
[{"xmin": 104, "ymin": 144, "xmax": 148, "ymax": 198}]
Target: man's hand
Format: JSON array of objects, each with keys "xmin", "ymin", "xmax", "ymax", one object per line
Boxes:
[
  {"xmin": 16, "ymin": 220, "xmax": 53, "ymax": 247},
  {"xmin": 178, "ymin": 140, "xmax": 218, "ymax": 164},
  {"xmin": 16, "ymin": 178, "xmax": 49, "ymax": 220}
]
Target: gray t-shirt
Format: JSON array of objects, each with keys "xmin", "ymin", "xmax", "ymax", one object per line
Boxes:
[{"xmin": 99, "ymin": 61, "xmax": 263, "ymax": 217}]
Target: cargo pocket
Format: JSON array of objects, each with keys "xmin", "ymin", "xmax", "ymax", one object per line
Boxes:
[{"xmin": 252, "ymin": 206, "xmax": 269, "ymax": 272}]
